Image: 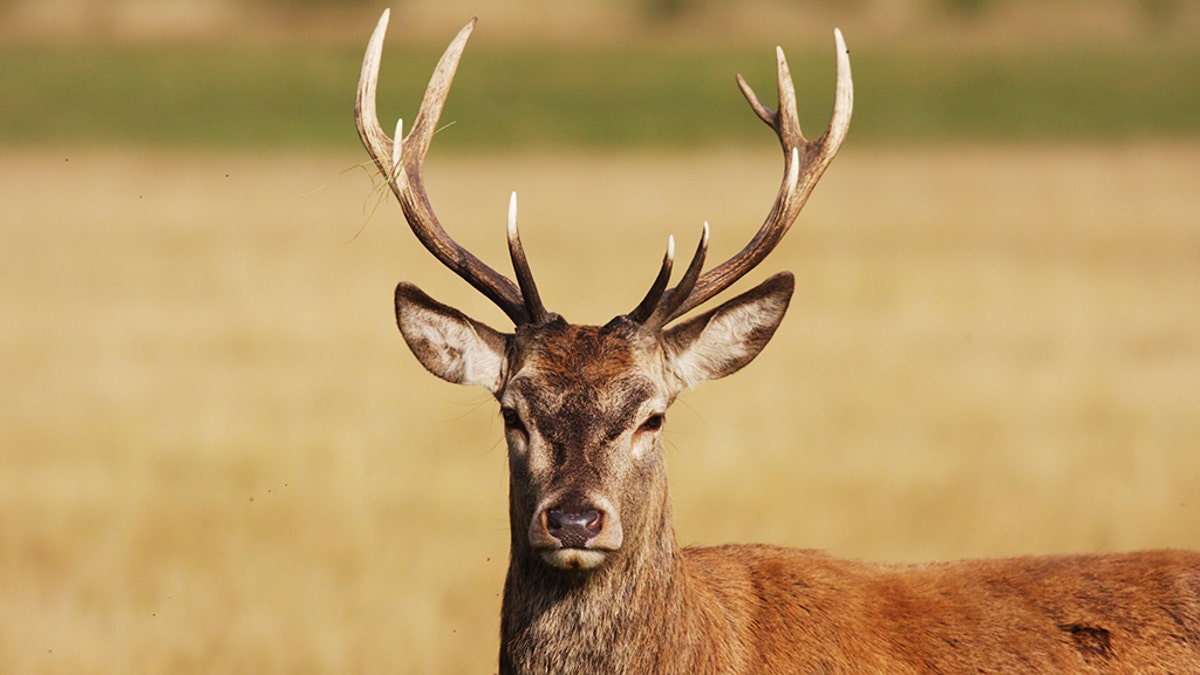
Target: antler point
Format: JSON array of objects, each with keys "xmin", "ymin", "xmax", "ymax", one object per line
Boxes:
[
  {"xmin": 507, "ymin": 191, "xmax": 519, "ymax": 234},
  {"xmin": 391, "ymin": 118, "xmax": 403, "ymax": 169},
  {"xmin": 775, "ymin": 46, "xmax": 791, "ymax": 72},
  {"xmin": 373, "ymin": 8, "xmax": 391, "ymax": 38}
]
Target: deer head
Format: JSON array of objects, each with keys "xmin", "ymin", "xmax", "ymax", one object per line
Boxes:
[{"xmin": 356, "ymin": 10, "xmax": 852, "ymax": 571}]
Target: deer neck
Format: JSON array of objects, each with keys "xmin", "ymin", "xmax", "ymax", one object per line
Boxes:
[{"xmin": 500, "ymin": 470, "xmax": 699, "ymax": 673}]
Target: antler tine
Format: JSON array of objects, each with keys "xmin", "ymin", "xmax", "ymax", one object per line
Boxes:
[
  {"xmin": 627, "ymin": 236, "xmax": 676, "ymax": 324},
  {"xmin": 646, "ymin": 223, "xmax": 709, "ymax": 329},
  {"xmin": 355, "ymin": 11, "xmax": 533, "ymax": 325},
  {"xmin": 662, "ymin": 29, "xmax": 853, "ymax": 324},
  {"xmin": 506, "ymin": 192, "xmax": 549, "ymax": 324},
  {"xmin": 354, "ymin": 11, "xmax": 390, "ymax": 168}
]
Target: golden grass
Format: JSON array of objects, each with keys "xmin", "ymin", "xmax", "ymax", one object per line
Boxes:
[{"xmin": 2, "ymin": 142, "xmax": 1199, "ymax": 672}]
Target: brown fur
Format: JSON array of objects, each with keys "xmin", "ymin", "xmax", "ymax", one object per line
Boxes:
[
  {"xmin": 391, "ymin": 277, "xmax": 1200, "ymax": 674},
  {"xmin": 391, "ymin": 280, "xmax": 1200, "ymax": 674},
  {"xmin": 499, "ymin": 411, "xmax": 1200, "ymax": 674},
  {"xmin": 502, "ymin": 467, "xmax": 1200, "ymax": 674}
]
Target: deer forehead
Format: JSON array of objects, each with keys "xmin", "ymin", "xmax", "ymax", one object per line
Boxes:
[
  {"xmin": 509, "ymin": 322, "xmax": 663, "ymax": 387},
  {"xmin": 505, "ymin": 322, "xmax": 667, "ymax": 422}
]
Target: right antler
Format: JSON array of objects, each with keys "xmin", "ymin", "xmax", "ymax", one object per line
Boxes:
[
  {"xmin": 356, "ymin": 11, "xmax": 548, "ymax": 325},
  {"xmin": 630, "ymin": 31, "xmax": 854, "ymax": 329}
]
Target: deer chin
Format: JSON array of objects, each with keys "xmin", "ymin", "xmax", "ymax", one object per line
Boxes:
[{"xmin": 540, "ymin": 548, "xmax": 610, "ymax": 570}]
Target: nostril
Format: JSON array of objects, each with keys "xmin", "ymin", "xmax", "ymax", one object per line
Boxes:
[
  {"xmin": 547, "ymin": 508, "xmax": 600, "ymax": 532},
  {"xmin": 582, "ymin": 509, "xmax": 600, "ymax": 533},
  {"xmin": 546, "ymin": 507, "xmax": 602, "ymax": 548}
]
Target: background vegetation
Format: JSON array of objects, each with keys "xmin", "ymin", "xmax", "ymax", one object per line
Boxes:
[
  {"xmin": 3, "ymin": 39, "xmax": 1199, "ymax": 149},
  {"xmin": 2, "ymin": 0, "xmax": 1198, "ymax": 672},
  {"xmin": 2, "ymin": 0, "xmax": 1199, "ymax": 149}
]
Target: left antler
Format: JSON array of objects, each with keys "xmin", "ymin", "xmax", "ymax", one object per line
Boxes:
[
  {"xmin": 355, "ymin": 11, "xmax": 548, "ymax": 325},
  {"xmin": 631, "ymin": 31, "xmax": 854, "ymax": 329}
]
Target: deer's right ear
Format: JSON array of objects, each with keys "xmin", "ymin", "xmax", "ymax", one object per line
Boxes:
[
  {"xmin": 661, "ymin": 272, "xmax": 794, "ymax": 391},
  {"xmin": 394, "ymin": 283, "xmax": 510, "ymax": 393}
]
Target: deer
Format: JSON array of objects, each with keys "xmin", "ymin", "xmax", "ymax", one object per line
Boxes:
[{"xmin": 354, "ymin": 9, "xmax": 1200, "ymax": 674}]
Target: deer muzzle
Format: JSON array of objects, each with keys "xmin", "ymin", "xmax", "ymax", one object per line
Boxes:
[{"xmin": 529, "ymin": 494, "xmax": 623, "ymax": 570}]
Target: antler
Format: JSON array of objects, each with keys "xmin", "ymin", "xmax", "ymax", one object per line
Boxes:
[
  {"xmin": 632, "ymin": 30, "xmax": 853, "ymax": 328},
  {"xmin": 356, "ymin": 10, "xmax": 547, "ymax": 325}
]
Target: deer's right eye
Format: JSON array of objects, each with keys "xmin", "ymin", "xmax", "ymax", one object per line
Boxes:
[
  {"xmin": 639, "ymin": 413, "xmax": 665, "ymax": 433},
  {"xmin": 501, "ymin": 408, "xmax": 526, "ymax": 434}
]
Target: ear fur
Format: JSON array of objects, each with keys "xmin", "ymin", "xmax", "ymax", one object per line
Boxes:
[
  {"xmin": 394, "ymin": 282, "xmax": 510, "ymax": 393},
  {"xmin": 661, "ymin": 272, "xmax": 794, "ymax": 391}
]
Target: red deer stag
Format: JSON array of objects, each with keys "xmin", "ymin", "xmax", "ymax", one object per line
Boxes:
[{"xmin": 354, "ymin": 9, "xmax": 1200, "ymax": 674}]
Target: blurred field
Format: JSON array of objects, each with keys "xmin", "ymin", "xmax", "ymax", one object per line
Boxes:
[
  {"xmin": 3, "ymin": 3, "xmax": 1198, "ymax": 673},
  {"xmin": 4, "ymin": 0, "xmax": 1200, "ymax": 150},
  {"xmin": 2, "ymin": 140, "xmax": 1198, "ymax": 672},
  {"xmin": 3, "ymin": 34, "xmax": 1198, "ymax": 150}
]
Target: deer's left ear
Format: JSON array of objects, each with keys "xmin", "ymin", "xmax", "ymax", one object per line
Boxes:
[
  {"xmin": 661, "ymin": 272, "xmax": 793, "ymax": 391},
  {"xmin": 394, "ymin": 282, "xmax": 510, "ymax": 393}
]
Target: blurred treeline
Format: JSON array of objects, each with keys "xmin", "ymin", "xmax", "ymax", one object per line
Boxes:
[
  {"xmin": 4, "ymin": 0, "xmax": 1196, "ymax": 41},
  {"xmin": 1, "ymin": 0, "xmax": 1197, "ymax": 149}
]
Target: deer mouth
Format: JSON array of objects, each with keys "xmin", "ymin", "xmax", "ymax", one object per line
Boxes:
[{"xmin": 540, "ymin": 548, "xmax": 610, "ymax": 570}]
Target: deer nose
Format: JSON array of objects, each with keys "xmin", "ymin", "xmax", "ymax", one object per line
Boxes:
[{"xmin": 546, "ymin": 506, "xmax": 602, "ymax": 548}]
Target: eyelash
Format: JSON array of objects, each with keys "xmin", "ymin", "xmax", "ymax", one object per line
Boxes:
[
  {"xmin": 640, "ymin": 413, "xmax": 665, "ymax": 433},
  {"xmin": 501, "ymin": 408, "xmax": 526, "ymax": 434}
]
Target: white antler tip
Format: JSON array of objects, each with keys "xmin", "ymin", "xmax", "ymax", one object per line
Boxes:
[
  {"xmin": 373, "ymin": 8, "xmax": 390, "ymax": 36},
  {"xmin": 667, "ymin": 235, "xmax": 676, "ymax": 259},
  {"xmin": 368, "ymin": 9, "xmax": 390, "ymax": 50},
  {"xmin": 775, "ymin": 45, "xmax": 790, "ymax": 70},
  {"xmin": 392, "ymin": 118, "xmax": 404, "ymax": 168},
  {"xmin": 507, "ymin": 191, "xmax": 519, "ymax": 233}
]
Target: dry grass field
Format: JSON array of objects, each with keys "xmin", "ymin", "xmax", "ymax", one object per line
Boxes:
[{"xmin": 2, "ymin": 141, "xmax": 1199, "ymax": 672}]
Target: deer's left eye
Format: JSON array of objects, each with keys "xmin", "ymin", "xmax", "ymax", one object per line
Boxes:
[
  {"xmin": 501, "ymin": 408, "xmax": 526, "ymax": 434},
  {"xmin": 639, "ymin": 413, "xmax": 665, "ymax": 433}
]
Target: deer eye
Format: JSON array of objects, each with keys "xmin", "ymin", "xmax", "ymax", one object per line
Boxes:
[
  {"xmin": 639, "ymin": 413, "xmax": 665, "ymax": 433},
  {"xmin": 501, "ymin": 407, "xmax": 526, "ymax": 434}
]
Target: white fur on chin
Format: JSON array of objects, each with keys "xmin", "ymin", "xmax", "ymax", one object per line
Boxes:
[{"xmin": 541, "ymin": 549, "xmax": 608, "ymax": 570}]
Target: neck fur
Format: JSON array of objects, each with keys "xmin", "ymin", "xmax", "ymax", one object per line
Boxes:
[{"xmin": 500, "ymin": 477, "xmax": 700, "ymax": 674}]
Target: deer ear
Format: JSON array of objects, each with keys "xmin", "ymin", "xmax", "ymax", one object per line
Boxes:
[
  {"xmin": 394, "ymin": 283, "xmax": 510, "ymax": 393},
  {"xmin": 661, "ymin": 272, "xmax": 794, "ymax": 391}
]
